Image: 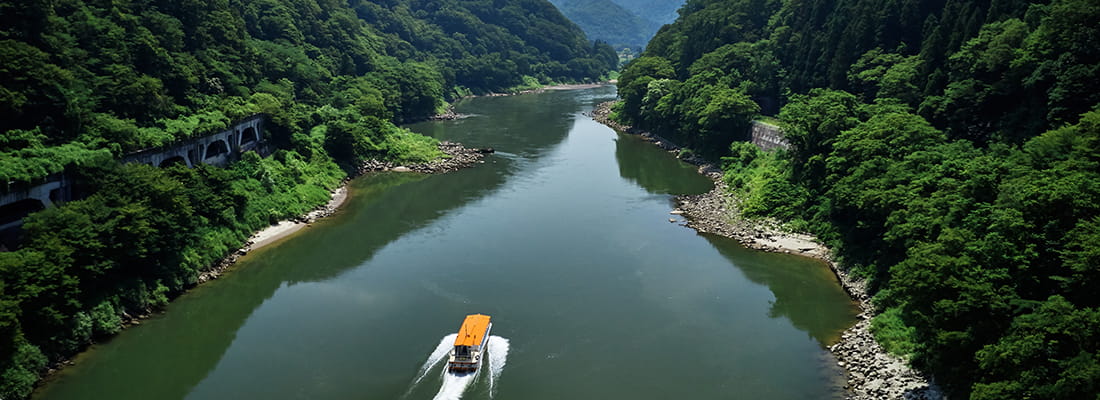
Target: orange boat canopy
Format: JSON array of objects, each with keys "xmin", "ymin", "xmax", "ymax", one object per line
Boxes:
[{"xmin": 453, "ymin": 314, "xmax": 491, "ymax": 347}]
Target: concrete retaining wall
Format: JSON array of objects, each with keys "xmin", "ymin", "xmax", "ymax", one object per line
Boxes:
[{"xmin": 750, "ymin": 121, "xmax": 788, "ymax": 151}]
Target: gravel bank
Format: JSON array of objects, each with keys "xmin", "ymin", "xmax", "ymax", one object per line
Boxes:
[{"xmin": 591, "ymin": 101, "xmax": 943, "ymax": 400}]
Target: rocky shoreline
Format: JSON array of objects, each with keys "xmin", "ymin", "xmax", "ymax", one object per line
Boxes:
[{"xmin": 591, "ymin": 101, "xmax": 943, "ymax": 400}]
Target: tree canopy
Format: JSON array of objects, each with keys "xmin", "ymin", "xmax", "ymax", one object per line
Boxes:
[
  {"xmin": 0, "ymin": 0, "xmax": 615, "ymax": 397},
  {"xmin": 0, "ymin": 0, "xmax": 616, "ymax": 184},
  {"xmin": 615, "ymin": 0, "xmax": 1100, "ymax": 397}
]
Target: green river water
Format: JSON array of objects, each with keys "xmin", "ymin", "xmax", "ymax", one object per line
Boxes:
[{"xmin": 34, "ymin": 86, "xmax": 859, "ymax": 400}]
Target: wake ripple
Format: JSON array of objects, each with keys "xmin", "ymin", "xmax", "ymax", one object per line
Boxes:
[
  {"xmin": 486, "ymin": 336, "xmax": 510, "ymax": 398},
  {"xmin": 433, "ymin": 371, "xmax": 477, "ymax": 400},
  {"xmin": 412, "ymin": 334, "xmax": 458, "ymax": 387}
]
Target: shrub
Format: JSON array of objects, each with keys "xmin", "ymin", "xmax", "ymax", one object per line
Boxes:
[
  {"xmin": 0, "ymin": 340, "xmax": 47, "ymax": 400},
  {"xmin": 870, "ymin": 306, "xmax": 917, "ymax": 357},
  {"xmin": 89, "ymin": 301, "xmax": 121, "ymax": 337}
]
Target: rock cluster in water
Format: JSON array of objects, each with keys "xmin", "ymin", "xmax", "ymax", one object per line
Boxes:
[
  {"xmin": 358, "ymin": 141, "xmax": 493, "ymax": 174},
  {"xmin": 592, "ymin": 100, "xmax": 943, "ymax": 400},
  {"xmin": 428, "ymin": 110, "xmax": 470, "ymax": 121}
]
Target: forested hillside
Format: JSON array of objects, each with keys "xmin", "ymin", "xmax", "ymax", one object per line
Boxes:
[
  {"xmin": 354, "ymin": 0, "xmax": 617, "ymax": 91},
  {"xmin": 1, "ymin": 0, "xmax": 615, "ymax": 172},
  {"xmin": 548, "ymin": 0, "xmax": 661, "ymax": 49},
  {"xmin": 0, "ymin": 0, "xmax": 613, "ymax": 397},
  {"xmin": 615, "ymin": 0, "xmax": 1100, "ymax": 398}
]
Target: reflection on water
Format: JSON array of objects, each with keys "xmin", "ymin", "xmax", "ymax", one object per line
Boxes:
[
  {"xmin": 36, "ymin": 170, "xmax": 513, "ymax": 400},
  {"xmin": 705, "ymin": 234, "xmax": 861, "ymax": 345},
  {"xmin": 614, "ymin": 132, "xmax": 712, "ymax": 195},
  {"xmin": 35, "ymin": 86, "xmax": 856, "ymax": 400}
]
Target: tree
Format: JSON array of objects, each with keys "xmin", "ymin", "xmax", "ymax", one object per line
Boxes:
[
  {"xmin": 848, "ymin": 49, "xmax": 922, "ymax": 106},
  {"xmin": 617, "ymin": 56, "xmax": 676, "ymax": 121},
  {"xmin": 972, "ymin": 296, "xmax": 1100, "ymax": 400},
  {"xmin": 778, "ymin": 89, "xmax": 862, "ymax": 190}
]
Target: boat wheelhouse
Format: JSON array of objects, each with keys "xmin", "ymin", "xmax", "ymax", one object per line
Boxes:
[{"xmin": 447, "ymin": 314, "xmax": 492, "ymax": 373}]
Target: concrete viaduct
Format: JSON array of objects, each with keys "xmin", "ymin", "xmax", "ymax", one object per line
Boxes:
[
  {"xmin": 121, "ymin": 114, "xmax": 267, "ymax": 168},
  {"xmin": 1, "ymin": 115, "xmax": 269, "ymax": 247},
  {"xmin": 0, "ymin": 174, "xmax": 70, "ymax": 233}
]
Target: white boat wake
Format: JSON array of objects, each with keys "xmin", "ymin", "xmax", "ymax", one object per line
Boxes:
[
  {"xmin": 485, "ymin": 336, "xmax": 510, "ymax": 397},
  {"xmin": 433, "ymin": 371, "xmax": 477, "ymax": 400},
  {"xmin": 408, "ymin": 334, "xmax": 510, "ymax": 400},
  {"xmin": 411, "ymin": 334, "xmax": 459, "ymax": 387}
]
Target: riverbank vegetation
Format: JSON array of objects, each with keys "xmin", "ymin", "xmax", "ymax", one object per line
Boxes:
[
  {"xmin": 615, "ymin": 0, "xmax": 1099, "ymax": 397},
  {"xmin": 0, "ymin": 0, "xmax": 614, "ymax": 397}
]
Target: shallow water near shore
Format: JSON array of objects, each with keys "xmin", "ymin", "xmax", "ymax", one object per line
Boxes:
[{"xmin": 34, "ymin": 86, "xmax": 858, "ymax": 400}]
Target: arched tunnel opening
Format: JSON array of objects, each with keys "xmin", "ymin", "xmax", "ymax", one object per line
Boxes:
[
  {"xmin": 241, "ymin": 127, "xmax": 258, "ymax": 144},
  {"xmin": 205, "ymin": 140, "xmax": 229, "ymax": 159},
  {"xmin": 159, "ymin": 156, "xmax": 188, "ymax": 168},
  {"xmin": 0, "ymin": 199, "xmax": 46, "ymax": 227}
]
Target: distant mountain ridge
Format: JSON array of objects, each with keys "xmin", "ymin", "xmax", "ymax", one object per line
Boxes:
[
  {"xmin": 608, "ymin": 0, "xmax": 683, "ymax": 25},
  {"xmin": 548, "ymin": 0, "xmax": 684, "ymax": 49}
]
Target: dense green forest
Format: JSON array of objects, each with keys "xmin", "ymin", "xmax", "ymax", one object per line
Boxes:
[
  {"xmin": 548, "ymin": 0, "xmax": 661, "ymax": 49},
  {"xmin": 0, "ymin": 0, "xmax": 614, "ymax": 397},
  {"xmin": 615, "ymin": 0, "xmax": 1099, "ymax": 397}
]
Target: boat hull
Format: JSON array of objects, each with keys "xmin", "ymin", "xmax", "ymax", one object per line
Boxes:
[{"xmin": 447, "ymin": 322, "xmax": 492, "ymax": 373}]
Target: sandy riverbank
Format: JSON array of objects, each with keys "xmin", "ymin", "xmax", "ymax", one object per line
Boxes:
[
  {"xmin": 591, "ymin": 101, "xmax": 943, "ymax": 400},
  {"xmin": 197, "ymin": 141, "xmax": 493, "ymax": 284},
  {"xmin": 250, "ymin": 186, "xmax": 348, "ymax": 250}
]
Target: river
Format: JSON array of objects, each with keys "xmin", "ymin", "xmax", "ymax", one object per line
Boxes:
[{"xmin": 34, "ymin": 86, "xmax": 858, "ymax": 400}]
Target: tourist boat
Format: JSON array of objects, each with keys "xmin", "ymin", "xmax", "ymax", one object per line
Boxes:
[{"xmin": 447, "ymin": 314, "xmax": 492, "ymax": 373}]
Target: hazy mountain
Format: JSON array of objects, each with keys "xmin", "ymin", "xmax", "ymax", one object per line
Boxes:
[
  {"xmin": 548, "ymin": 0, "xmax": 663, "ymax": 49},
  {"xmin": 609, "ymin": 0, "xmax": 685, "ymax": 25}
]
